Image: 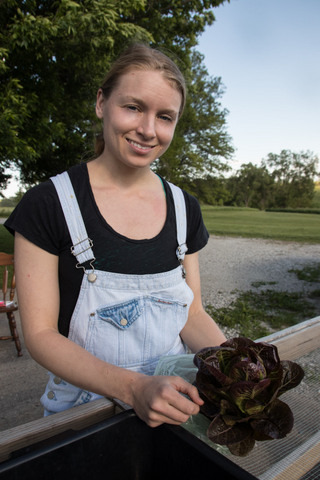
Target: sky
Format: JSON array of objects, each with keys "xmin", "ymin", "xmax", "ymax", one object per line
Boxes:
[{"xmin": 197, "ymin": 0, "xmax": 320, "ymax": 174}]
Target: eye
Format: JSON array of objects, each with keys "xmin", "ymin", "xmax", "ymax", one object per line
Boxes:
[
  {"xmin": 159, "ymin": 114, "xmax": 173, "ymax": 122},
  {"xmin": 126, "ymin": 105, "xmax": 140, "ymax": 112}
]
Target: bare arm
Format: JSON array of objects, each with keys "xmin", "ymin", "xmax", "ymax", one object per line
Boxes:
[
  {"xmin": 15, "ymin": 233, "xmax": 141, "ymax": 401},
  {"xmin": 14, "ymin": 233, "xmax": 203, "ymax": 426},
  {"xmin": 181, "ymin": 252, "xmax": 226, "ymax": 351}
]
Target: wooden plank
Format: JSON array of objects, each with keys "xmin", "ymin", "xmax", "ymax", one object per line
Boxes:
[
  {"xmin": 257, "ymin": 316, "xmax": 320, "ymax": 360},
  {"xmin": 0, "ymin": 397, "xmax": 115, "ymax": 463}
]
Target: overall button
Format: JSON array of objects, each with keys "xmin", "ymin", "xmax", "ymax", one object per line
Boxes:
[
  {"xmin": 47, "ymin": 391, "xmax": 55, "ymax": 400},
  {"xmin": 120, "ymin": 317, "xmax": 128, "ymax": 326},
  {"xmin": 53, "ymin": 376, "xmax": 62, "ymax": 385}
]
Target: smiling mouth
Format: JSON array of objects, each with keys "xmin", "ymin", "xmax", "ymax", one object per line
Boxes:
[{"xmin": 126, "ymin": 139, "xmax": 155, "ymax": 150}]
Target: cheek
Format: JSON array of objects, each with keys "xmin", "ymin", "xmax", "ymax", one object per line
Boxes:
[
  {"xmin": 158, "ymin": 123, "xmax": 177, "ymax": 145},
  {"xmin": 104, "ymin": 108, "xmax": 136, "ymax": 134}
]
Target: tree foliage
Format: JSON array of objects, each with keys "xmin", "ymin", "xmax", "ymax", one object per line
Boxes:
[
  {"xmin": 1, "ymin": 0, "xmax": 230, "ymax": 188},
  {"xmin": 0, "ymin": 0, "xmax": 152, "ymax": 186},
  {"xmin": 225, "ymin": 150, "xmax": 319, "ymax": 210},
  {"xmin": 261, "ymin": 150, "xmax": 319, "ymax": 208},
  {"xmin": 226, "ymin": 163, "xmax": 274, "ymax": 210}
]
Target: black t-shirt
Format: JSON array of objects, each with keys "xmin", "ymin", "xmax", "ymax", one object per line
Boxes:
[{"xmin": 5, "ymin": 163, "xmax": 209, "ymax": 336}]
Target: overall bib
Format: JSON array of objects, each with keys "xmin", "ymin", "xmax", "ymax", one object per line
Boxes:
[{"xmin": 41, "ymin": 172, "xmax": 194, "ymax": 414}]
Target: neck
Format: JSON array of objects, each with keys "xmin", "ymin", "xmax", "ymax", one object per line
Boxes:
[{"xmin": 87, "ymin": 156, "xmax": 158, "ymax": 191}]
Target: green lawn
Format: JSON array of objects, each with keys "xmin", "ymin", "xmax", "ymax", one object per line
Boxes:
[
  {"xmin": 201, "ymin": 206, "xmax": 320, "ymax": 243},
  {"xmin": 0, "ymin": 207, "xmax": 319, "ymax": 254},
  {"xmin": 0, "ymin": 225, "xmax": 14, "ymax": 253}
]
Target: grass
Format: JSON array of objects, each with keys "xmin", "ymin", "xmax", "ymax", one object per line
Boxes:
[
  {"xmin": 0, "ymin": 226, "xmax": 14, "ymax": 254},
  {"xmin": 289, "ymin": 264, "xmax": 320, "ymax": 282},
  {"xmin": 0, "ymin": 226, "xmax": 14, "ymax": 289},
  {"xmin": 207, "ymin": 263, "xmax": 320, "ymax": 340},
  {"xmin": 1, "ymin": 203, "xmax": 320, "ymax": 244},
  {"xmin": 0, "ymin": 207, "xmax": 14, "ymax": 218},
  {"xmin": 207, "ymin": 289, "xmax": 319, "ymax": 339},
  {"xmin": 201, "ymin": 206, "xmax": 320, "ymax": 243}
]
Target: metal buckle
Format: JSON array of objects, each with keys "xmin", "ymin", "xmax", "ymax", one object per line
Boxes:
[{"xmin": 71, "ymin": 237, "xmax": 94, "ymax": 257}]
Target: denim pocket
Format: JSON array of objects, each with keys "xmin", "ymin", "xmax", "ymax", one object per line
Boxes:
[
  {"xmin": 85, "ymin": 298, "xmax": 144, "ymax": 367},
  {"xmin": 97, "ymin": 299, "xmax": 141, "ymax": 330}
]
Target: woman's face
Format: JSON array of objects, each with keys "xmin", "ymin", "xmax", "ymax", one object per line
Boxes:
[{"xmin": 96, "ymin": 69, "xmax": 182, "ymax": 170}]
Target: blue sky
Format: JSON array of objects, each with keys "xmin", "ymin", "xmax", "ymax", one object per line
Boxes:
[{"xmin": 197, "ymin": 0, "xmax": 320, "ymax": 174}]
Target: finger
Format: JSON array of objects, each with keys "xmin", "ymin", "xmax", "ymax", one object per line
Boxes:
[
  {"xmin": 170, "ymin": 392, "xmax": 201, "ymax": 417},
  {"xmin": 147, "ymin": 403, "xmax": 194, "ymax": 427},
  {"xmin": 151, "ymin": 376, "xmax": 203, "ymax": 416},
  {"xmin": 175, "ymin": 380, "xmax": 204, "ymax": 406},
  {"xmin": 157, "ymin": 384, "xmax": 201, "ymax": 419},
  {"xmin": 141, "ymin": 389, "xmax": 199, "ymax": 426},
  {"xmin": 135, "ymin": 401, "xmax": 190, "ymax": 428}
]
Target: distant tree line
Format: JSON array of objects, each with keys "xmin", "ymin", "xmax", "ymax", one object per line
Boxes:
[
  {"xmin": 184, "ymin": 150, "xmax": 319, "ymax": 210},
  {"xmin": 2, "ymin": 149, "xmax": 318, "ymax": 211}
]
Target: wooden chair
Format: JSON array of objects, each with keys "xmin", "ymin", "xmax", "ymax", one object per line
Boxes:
[{"xmin": 0, "ymin": 253, "xmax": 22, "ymax": 356}]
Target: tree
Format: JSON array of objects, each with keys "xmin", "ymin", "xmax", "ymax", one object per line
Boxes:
[
  {"xmin": 261, "ymin": 150, "xmax": 319, "ymax": 208},
  {"xmin": 189, "ymin": 175, "xmax": 231, "ymax": 205},
  {"xmin": 120, "ymin": 1, "xmax": 228, "ymax": 56},
  {"xmin": 154, "ymin": 50, "xmax": 234, "ymax": 185},
  {"xmin": 1, "ymin": 0, "xmax": 230, "ymax": 188},
  {"xmin": 0, "ymin": 0, "xmax": 150, "ymax": 186},
  {"xmin": 226, "ymin": 163, "xmax": 274, "ymax": 209}
]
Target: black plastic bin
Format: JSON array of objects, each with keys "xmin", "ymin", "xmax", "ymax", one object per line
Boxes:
[{"xmin": 0, "ymin": 410, "xmax": 258, "ymax": 480}]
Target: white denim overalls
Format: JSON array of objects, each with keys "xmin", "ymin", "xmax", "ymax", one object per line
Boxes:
[{"xmin": 40, "ymin": 172, "xmax": 194, "ymax": 414}]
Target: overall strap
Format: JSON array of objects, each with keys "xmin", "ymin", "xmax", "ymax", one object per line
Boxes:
[
  {"xmin": 51, "ymin": 172, "xmax": 187, "ymax": 274},
  {"xmin": 50, "ymin": 172, "xmax": 95, "ymax": 265},
  {"xmin": 167, "ymin": 181, "xmax": 188, "ymax": 263}
]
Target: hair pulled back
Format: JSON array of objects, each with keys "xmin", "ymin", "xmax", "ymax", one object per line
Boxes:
[{"xmin": 94, "ymin": 43, "xmax": 186, "ymax": 157}]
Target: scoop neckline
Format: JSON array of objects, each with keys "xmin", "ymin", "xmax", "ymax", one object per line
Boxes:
[{"xmin": 82, "ymin": 163, "xmax": 170, "ymax": 243}]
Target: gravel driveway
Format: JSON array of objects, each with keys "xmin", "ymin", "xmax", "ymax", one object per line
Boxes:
[
  {"xmin": 1, "ymin": 235, "xmax": 320, "ymax": 431},
  {"xmin": 200, "ymin": 235, "xmax": 320, "ymax": 308}
]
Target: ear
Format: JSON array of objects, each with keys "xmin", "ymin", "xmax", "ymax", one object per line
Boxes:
[{"xmin": 95, "ymin": 89, "xmax": 105, "ymax": 119}]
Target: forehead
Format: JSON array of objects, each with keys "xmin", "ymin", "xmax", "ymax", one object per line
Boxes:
[{"xmin": 113, "ymin": 69, "xmax": 182, "ymax": 111}]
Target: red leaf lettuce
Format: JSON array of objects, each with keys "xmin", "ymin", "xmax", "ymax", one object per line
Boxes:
[{"xmin": 193, "ymin": 337, "xmax": 304, "ymax": 456}]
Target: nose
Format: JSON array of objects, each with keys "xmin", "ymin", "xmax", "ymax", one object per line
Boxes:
[{"xmin": 136, "ymin": 114, "xmax": 156, "ymax": 139}]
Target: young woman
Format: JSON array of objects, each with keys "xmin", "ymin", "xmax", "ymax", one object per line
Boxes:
[{"xmin": 5, "ymin": 43, "xmax": 226, "ymax": 428}]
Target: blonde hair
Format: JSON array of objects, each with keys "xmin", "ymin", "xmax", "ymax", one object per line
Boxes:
[{"xmin": 95, "ymin": 43, "xmax": 186, "ymax": 156}]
